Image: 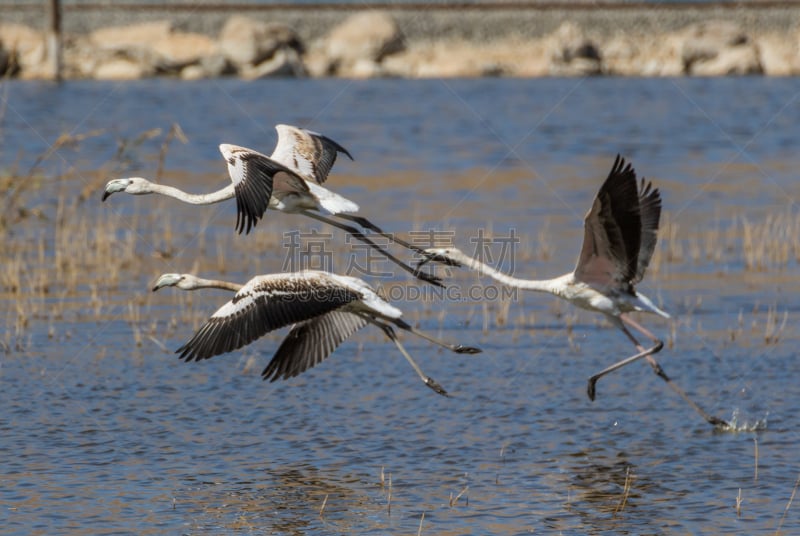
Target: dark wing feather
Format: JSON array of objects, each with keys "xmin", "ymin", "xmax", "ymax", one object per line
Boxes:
[
  {"xmin": 261, "ymin": 311, "xmax": 368, "ymax": 382},
  {"xmin": 272, "ymin": 124, "xmax": 353, "ymax": 185},
  {"xmin": 233, "ymin": 152, "xmax": 299, "ymax": 235},
  {"xmin": 574, "ymin": 155, "xmax": 643, "ymax": 287},
  {"xmin": 632, "ymin": 178, "xmax": 662, "ymax": 284},
  {"xmin": 176, "ymin": 276, "xmax": 361, "ymax": 362}
]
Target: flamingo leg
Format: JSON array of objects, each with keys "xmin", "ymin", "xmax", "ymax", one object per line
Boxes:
[
  {"xmin": 300, "ymin": 211, "xmax": 444, "ymax": 288},
  {"xmin": 335, "ymin": 214, "xmax": 428, "ymax": 255},
  {"xmin": 390, "ymin": 318, "xmax": 482, "ymax": 355},
  {"xmin": 373, "ymin": 322, "xmax": 450, "ymax": 397},
  {"xmin": 588, "ymin": 314, "xmax": 730, "ymax": 428}
]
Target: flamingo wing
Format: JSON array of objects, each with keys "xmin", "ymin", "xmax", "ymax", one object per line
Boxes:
[
  {"xmin": 632, "ymin": 178, "xmax": 662, "ymax": 284},
  {"xmin": 220, "ymin": 143, "xmax": 303, "ymax": 234},
  {"xmin": 261, "ymin": 311, "xmax": 368, "ymax": 382},
  {"xmin": 574, "ymin": 155, "xmax": 643, "ymax": 288},
  {"xmin": 271, "ymin": 124, "xmax": 353, "ymax": 185},
  {"xmin": 176, "ymin": 273, "xmax": 361, "ymax": 362}
]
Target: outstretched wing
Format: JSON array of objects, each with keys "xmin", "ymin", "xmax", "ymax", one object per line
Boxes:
[
  {"xmin": 220, "ymin": 143, "xmax": 300, "ymax": 235},
  {"xmin": 574, "ymin": 155, "xmax": 643, "ymax": 288},
  {"xmin": 261, "ymin": 311, "xmax": 368, "ymax": 382},
  {"xmin": 271, "ymin": 124, "xmax": 353, "ymax": 185},
  {"xmin": 633, "ymin": 178, "xmax": 662, "ymax": 284},
  {"xmin": 176, "ymin": 273, "xmax": 361, "ymax": 362}
]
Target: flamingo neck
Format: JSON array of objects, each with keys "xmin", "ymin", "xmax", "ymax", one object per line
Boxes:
[
  {"xmin": 186, "ymin": 277, "xmax": 243, "ymax": 292},
  {"xmin": 146, "ymin": 182, "xmax": 236, "ymax": 205},
  {"xmin": 454, "ymin": 253, "xmax": 566, "ymax": 296}
]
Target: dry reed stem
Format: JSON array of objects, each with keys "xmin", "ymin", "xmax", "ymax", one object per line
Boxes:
[
  {"xmin": 736, "ymin": 488, "xmax": 743, "ymax": 517},
  {"xmin": 319, "ymin": 494, "xmax": 328, "ymax": 517},
  {"xmin": 775, "ymin": 473, "xmax": 800, "ymax": 536},
  {"xmin": 449, "ymin": 485, "xmax": 469, "ymax": 507},
  {"xmin": 613, "ymin": 466, "xmax": 633, "ymax": 516},
  {"xmin": 387, "ymin": 473, "xmax": 392, "ymax": 516},
  {"xmin": 754, "ymin": 437, "xmax": 759, "ymax": 482},
  {"xmin": 417, "ymin": 511, "xmax": 425, "ymax": 536}
]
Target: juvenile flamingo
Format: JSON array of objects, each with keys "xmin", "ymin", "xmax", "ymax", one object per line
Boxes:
[{"xmin": 153, "ymin": 271, "xmax": 482, "ymax": 396}]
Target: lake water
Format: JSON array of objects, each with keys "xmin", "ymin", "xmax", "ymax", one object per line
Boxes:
[{"xmin": 2, "ymin": 77, "xmax": 799, "ymax": 534}]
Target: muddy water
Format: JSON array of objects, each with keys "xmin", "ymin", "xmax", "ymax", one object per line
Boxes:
[{"xmin": 2, "ymin": 77, "xmax": 799, "ymax": 534}]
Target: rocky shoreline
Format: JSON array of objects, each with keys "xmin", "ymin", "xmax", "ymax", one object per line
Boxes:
[{"xmin": 1, "ymin": 4, "xmax": 798, "ymax": 79}]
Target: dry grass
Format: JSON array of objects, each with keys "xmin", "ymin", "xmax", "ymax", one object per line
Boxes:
[
  {"xmin": 2, "ymin": 130, "xmax": 799, "ymax": 354},
  {"xmin": 0, "ymin": 127, "xmax": 217, "ymax": 350}
]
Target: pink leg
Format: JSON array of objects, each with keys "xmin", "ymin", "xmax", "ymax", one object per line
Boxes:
[{"xmin": 588, "ymin": 314, "xmax": 729, "ymax": 428}]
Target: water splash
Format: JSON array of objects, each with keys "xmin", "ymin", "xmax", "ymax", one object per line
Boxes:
[{"xmin": 716, "ymin": 408, "xmax": 768, "ymax": 433}]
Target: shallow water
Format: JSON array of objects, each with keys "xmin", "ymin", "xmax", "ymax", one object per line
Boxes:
[{"xmin": 2, "ymin": 77, "xmax": 800, "ymax": 534}]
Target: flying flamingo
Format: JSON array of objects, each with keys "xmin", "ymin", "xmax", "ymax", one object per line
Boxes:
[
  {"xmin": 102, "ymin": 124, "xmax": 443, "ymax": 286},
  {"xmin": 153, "ymin": 271, "xmax": 481, "ymax": 396},
  {"xmin": 418, "ymin": 155, "xmax": 728, "ymax": 427}
]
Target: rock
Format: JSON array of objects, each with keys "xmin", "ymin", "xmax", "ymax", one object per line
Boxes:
[
  {"xmin": 544, "ymin": 22, "xmax": 601, "ymax": 75},
  {"xmin": 0, "ymin": 23, "xmax": 46, "ymax": 76},
  {"xmin": 89, "ymin": 22, "xmax": 216, "ymax": 75},
  {"xmin": 218, "ymin": 15, "xmax": 302, "ymax": 67},
  {"xmin": 240, "ymin": 48, "xmax": 306, "ymax": 78},
  {"xmin": 757, "ymin": 34, "xmax": 799, "ymax": 76},
  {"xmin": 0, "ymin": 40, "xmax": 14, "ymax": 77},
  {"xmin": 690, "ymin": 44, "xmax": 762, "ymax": 76},
  {"xmin": 151, "ymin": 31, "xmax": 217, "ymax": 71},
  {"xmin": 603, "ymin": 34, "xmax": 683, "ymax": 77},
  {"xmin": 679, "ymin": 20, "xmax": 759, "ymax": 74},
  {"xmin": 93, "ymin": 57, "xmax": 153, "ymax": 80},
  {"xmin": 381, "ymin": 41, "xmax": 490, "ymax": 78},
  {"xmin": 344, "ymin": 58, "xmax": 385, "ymax": 79},
  {"xmin": 180, "ymin": 64, "xmax": 207, "ymax": 80},
  {"xmin": 199, "ymin": 53, "xmax": 235, "ymax": 78},
  {"xmin": 303, "ymin": 47, "xmax": 335, "ymax": 77},
  {"xmin": 63, "ymin": 35, "xmax": 100, "ymax": 78},
  {"xmin": 326, "ymin": 11, "xmax": 404, "ymax": 70},
  {"xmin": 89, "ymin": 20, "xmax": 173, "ymax": 51}
]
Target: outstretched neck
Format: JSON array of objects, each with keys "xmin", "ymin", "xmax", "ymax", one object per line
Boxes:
[
  {"xmin": 454, "ymin": 254, "xmax": 565, "ymax": 295},
  {"xmin": 145, "ymin": 181, "xmax": 235, "ymax": 205},
  {"xmin": 187, "ymin": 277, "xmax": 243, "ymax": 292}
]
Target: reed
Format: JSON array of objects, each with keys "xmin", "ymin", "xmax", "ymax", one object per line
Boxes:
[{"xmin": 613, "ymin": 466, "xmax": 633, "ymax": 516}]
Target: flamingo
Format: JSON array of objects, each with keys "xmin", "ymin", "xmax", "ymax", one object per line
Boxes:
[
  {"xmin": 418, "ymin": 155, "xmax": 728, "ymax": 427},
  {"xmin": 152, "ymin": 271, "xmax": 481, "ymax": 396},
  {"xmin": 102, "ymin": 124, "xmax": 443, "ymax": 287}
]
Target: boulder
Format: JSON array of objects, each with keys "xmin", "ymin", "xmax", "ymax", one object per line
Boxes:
[
  {"xmin": 180, "ymin": 64, "xmax": 207, "ymax": 81},
  {"xmin": 198, "ymin": 53, "xmax": 235, "ymax": 78},
  {"xmin": 218, "ymin": 15, "xmax": 302, "ymax": 67},
  {"xmin": 0, "ymin": 40, "xmax": 14, "ymax": 76},
  {"xmin": 603, "ymin": 34, "xmax": 683, "ymax": 77},
  {"xmin": 303, "ymin": 47, "xmax": 335, "ymax": 77},
  {"xmin": 240, "ymin": 48, "xmax": 307, "ymax": 78},
  {"xmin": 690, "ymin": 44, "xmax": 762, "ymax": 76},
  {"xmin": 326, "ymin": 11, "xmax": 404, "ymax": 69},
  {"xmin": 89, "ymin": 20, "xmax": 173, "ymax": 52},
  {"xmin": 757, "ymin": 34, "xmax": 799, "ymax": 76},
  {"xmin": 0, "ymin": 23, "xmax": 46, "ymax": 76},
  {"xmin": 679, "ymin": 21, "xmax": 760, "ymax": 74},
  {"xmin": 544, "ymin": 22, "xmax": 601, "ymax": 76},
  {"xmin": 382, "ymin": 41, "xmax": 507, "ymax": 78},
  {"xmin": 151, "ymin": 31, "xmax": 217, "ymax": 71},
  {"xmin": 93, "ymin": 57, "xmax": 153, "ymax": 80}
]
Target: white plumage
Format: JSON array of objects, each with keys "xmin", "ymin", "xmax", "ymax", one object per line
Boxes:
[
  {"xmin": 103, "ymin": 124, "xmax": 441, "ymax": 286},
  {"xmin": 153, "ymin": 270, "xmax": 481, "ymax": 396},
  {"xmin": 419, "ymin": 155, "xmax": 727, "ymax": 427}
]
